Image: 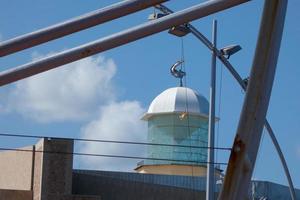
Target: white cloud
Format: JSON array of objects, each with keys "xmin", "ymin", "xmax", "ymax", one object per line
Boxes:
[
  {"xmin": 3, "ymin": 52, "xmax": 148, "ymax": 171},
  {"xmin": 7, "ymin": 55, "xmax": 116, "ymax": 122},
  {"xmin": 77, "ymin": 101, "xmax": 147, "ymax": 171}
]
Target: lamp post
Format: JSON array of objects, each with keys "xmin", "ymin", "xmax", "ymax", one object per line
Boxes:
[
  {"xmin": 155, "ymin": 4, "xmax": 294, "ymax": 200},
  {"xmin": 206, "ymin": 19, "xmax": 217, "ymax": 200}
]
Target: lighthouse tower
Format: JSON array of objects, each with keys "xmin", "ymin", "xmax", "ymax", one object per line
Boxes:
[{"xmin": 135, "ymin": 87, "xmax": 211, "ymax": 176}]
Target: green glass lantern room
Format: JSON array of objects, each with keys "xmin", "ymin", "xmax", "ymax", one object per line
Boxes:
[{"xmin": 135, "ymin": 87, "xmax": 210, "ymax": 176}]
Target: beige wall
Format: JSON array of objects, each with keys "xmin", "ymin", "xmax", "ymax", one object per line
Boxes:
[
  {"xmin": 0, "ymin": 138, "xmax": 101, "ymax": 200},
  {"xmin": 33, "ymin": 139, "xmax": 45, "ymax": 200},
  {"xmin": 0, "ymin": 145, "xmax": 34, "ymax": 190},
  {"xmin": 135, "ymin": 164, "xmax": 222, "ymax": 177}
]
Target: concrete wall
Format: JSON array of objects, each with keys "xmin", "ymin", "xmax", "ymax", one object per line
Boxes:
[
  {"xmin": 32, "ymin": 138, "xmax": 101, "ymax": 200},
  {"xmin": 0, "ymin": 145, "xmax": 34, "ymax": 190},
  {"xmin": 33, "ymin": 138, "xmax": 74, "ymax": 200}
]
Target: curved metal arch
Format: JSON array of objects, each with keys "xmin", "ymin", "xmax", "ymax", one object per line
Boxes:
[{"xmin": 156, "ymin": 3, "xmax": 296, "ymax": 200}]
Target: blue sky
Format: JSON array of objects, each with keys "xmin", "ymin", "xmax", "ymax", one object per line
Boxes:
[{"xmin": 0, "ymin": 0, "xmax": 299, "ymax": 188}]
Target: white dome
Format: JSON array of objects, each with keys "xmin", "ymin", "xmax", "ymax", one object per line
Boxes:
[{"xmin": 142, "ymin": 87, "xmax": 209, "ymax": 120}]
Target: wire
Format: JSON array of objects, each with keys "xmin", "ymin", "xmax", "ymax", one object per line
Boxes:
[
  {"xmin": 181, "ymin": 37, "xmax": 185, "ymax": 67},
  {"xmin": 180, "ymin": 37, "xmax": 196, "ymax": 194},
  {"xmin": 179, "ymin": 37, "xmax": 185, "ymax": 86},
  {"xmin": 0, "ymin": 147, "xmax": 228, "ymax": 166},
  {"xmin": 0, "ymin": 132, "xmax": 232, "ymax": 151}
]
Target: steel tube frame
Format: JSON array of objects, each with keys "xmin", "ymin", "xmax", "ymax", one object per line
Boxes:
[
  {"xmin": 206, "ymin": 19, "xmax": 217, "ymax": 200},
  {"xmin": 0, "ymin": 0, "xmax": 249, "ymax": 87},
  {"xmin": 156, "ymin": 4, "xmax": 296, "ymax": 200},
  {"xmin": 219, "ymin": 0, "xmax": 288, "ymax": 199},
  {"xmin": 0, "ymin": 0, "xmax": 169, "ymax": 57}
]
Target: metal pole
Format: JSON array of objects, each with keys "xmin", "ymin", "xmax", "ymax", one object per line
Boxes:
[
  {"xmin": 219, "ymin": 0, "xmax": 288, "ymax": 199},
  {"xmin": 265, "ymin": 121, "xmax": 297, "ymax": 200},
  {"xmin": 186, "ymin": 25, "xmax": 297, "ymax": 200},
  {"xmin": 0, "ymin": 0, "xmax": 169, "ymax": 57},
  {"xmin": 192, "ymin": 18, "xmax": 296, "ymax": 200},
  {"xmin": 157, "ymin": 4, "xmax": 295, "ymax": 200},
  {"xmin": 206, "ymin": 19, "xmax": 217, "ymax": 200},
  {"xmin": 0, "ymin": 0, "xmax": 249, "ymax": 87}
]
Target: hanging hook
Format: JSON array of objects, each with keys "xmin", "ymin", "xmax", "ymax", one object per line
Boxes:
[{"xmin": 170, "ymin": 60, "xmax": 186, "ymax": 87}]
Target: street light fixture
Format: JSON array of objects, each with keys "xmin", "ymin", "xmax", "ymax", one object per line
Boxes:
[
  {"xmin": 220, "ymin": 44, "xmax": 242, "ymax": 59},
  {"xmin": 148, "ymin": 12, "xmax": 190, "ymax": 37},
  {"xmin": 168, "ymin": 24, "xmax": 191, "ymax": 37},
  {"xmin": 147, "ymin": 13, "xmax": 167, "ymax": 20}
]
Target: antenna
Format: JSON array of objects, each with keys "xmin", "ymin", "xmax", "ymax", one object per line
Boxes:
[{"xmin": 170, "ymin": 60, "xmax": 186, "ymax": 87}]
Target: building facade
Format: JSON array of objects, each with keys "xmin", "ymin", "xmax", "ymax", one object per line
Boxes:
[
  {"xmin": 0, "ymin": 138, "xmax": 299, "ymax": 200},
  {"xmin": 0, "ymin": 87, "xmax": 299, "ymax": 199}
]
